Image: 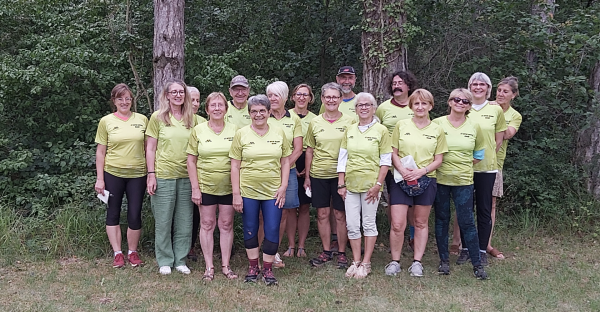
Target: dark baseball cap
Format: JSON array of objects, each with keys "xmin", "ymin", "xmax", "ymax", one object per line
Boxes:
[{"xmin": 337, "ymin": 66, "xmax": 356, "ymax": 76}]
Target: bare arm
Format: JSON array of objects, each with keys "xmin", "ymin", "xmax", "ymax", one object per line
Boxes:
[
  {"xmin": 145, "ymin": 136, "xmax": 158, "ymax": 195},
  {"xmin": 231, "ymin": 158, "xmax": 243, "ymax": 212},
  {"xmin": 187, "ymin": 154, "xmax": 202, "ymax": 206},
  {"xmin": 504, "ymin": 126, "xmax": 517, "ymax": 140},
  {"xmin": 275, "ymin": 156, "xmax": 291, "ymax": 208},
  {"xmin": 303, "ymin": 147, "xmax": 314, "ymax": 191},
  {"xmin": 94, "ymin": 144, "xmax": 107, "ymax": 194},
  {"xmin": 495, "ymin": 131, "xmax": 504, "ymax": 152},
  {"xmin": 289, "ymin": 137, "xmax": 303, "ymax": 165},
  {"xmin": 337, "ymin": 172, "xmax": 346, "ymax": 200}
]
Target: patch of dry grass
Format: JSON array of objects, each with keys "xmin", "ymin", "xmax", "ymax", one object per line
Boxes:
[{"xmin": 1, "ymin": 231, "xmax": 599, "ymax": 311}]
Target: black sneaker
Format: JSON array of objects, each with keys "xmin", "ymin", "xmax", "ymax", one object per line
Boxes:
[
  {"xmin": 479, "ymin": 251, "xmax": 488, "ymax": 267},
  {"xmin": 262, "ymin": 268, "xmax": 278, "ymax": 286},
  {"xmin": 473, "ymin": 265, "xmax": 488, "ymax": 280},
  {"xmin": 309, "ymin": 252, "xmax": 332, "ymax": 267},
  {"xmin": 438, "ymin": 260, "xmax": 450, "ymax": 275},
  {"xmin": 244, "ymin": 265, "xmax": 260, "ymax": 283},
  {"xmin": 456, "ymin": 249, "xmax": 470, "ymax": 265},
  {"xmin": 337, "ymin": 253, "xmax": 348, "ymax": 269}
]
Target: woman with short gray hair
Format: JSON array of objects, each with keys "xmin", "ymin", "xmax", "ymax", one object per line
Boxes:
[{"xmin": 337, "ymin": 92, "xmax": 391, "ymax": 278}]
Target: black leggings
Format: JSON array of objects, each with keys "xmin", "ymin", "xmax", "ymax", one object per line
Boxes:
[
  {"xmin": 104, "ymin": 172, "xmax": 146, "ymax": 230},
  {"xmin": 472, "ymin": 172, "xmax": 496, "ymax": 251}
]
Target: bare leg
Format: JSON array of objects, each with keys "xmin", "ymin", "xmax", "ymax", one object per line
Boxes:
[
  {"xmin": 330, "ymin": 208, "xmax": 337, "ymax": 239},
  {"xmin": 106, "ymin": 225, "xmax": 122, "ymax": 252},
  {"xmin": 362, "ymin": 236, "xmax": 377, "ymax": 264},
  {"xmin": 126, "ymin": 228, "xmax": 141, "ymax": 252},
  {"xmin": 389, "ymin": 204, "xmax": 408, "ymax": 260},
  {"xmin": 334, "ymin": 209, "xmax": 347, "ymax": 253},
  {"xmin": 285, "ymin": 208, "xmax": 298, "ymax": 250},
  {"xmin": 488, "ymin": 196, "xmax": 497, "ymax": 252},
  {"xmin": 316, "ymin": 208, "xmax": 331, "ymax": 251},
  {"xmin": 297, "ymin": 204, "xmax": 310, "ymax": 250},
  {"xmin": 412, "ymin": 205, "xmax": 432, "ymax": 261},
  {"xmin": 349, "ymin": 238, "xmax": 361, "ymax": 263},
  {"xmin": 217, "ymin": 204, "xmax": 235, "ymax": 271},
  {"xmin": 199, "ymin": 204, "xmax": 217, "ymax": 270},
  {"xmin": 278, "ymin": 210, "xmax": 288, "ymax": 247}
]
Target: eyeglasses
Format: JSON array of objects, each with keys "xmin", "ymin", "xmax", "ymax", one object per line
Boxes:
[
  {"xmin": 295, "ymin": 93, "xmax": 310, "ymax": 98},
  {"xmin": 116, "ymin": 97, "xmax": 132, "ymax": 102},
  {"xmin": 208, "ymin": 103, "xmax": 226, "ymax": 109},
  {"xmin": 169, "ymin": 90, "xmax": 185, "ymax": 96},
  {"xmin": 356, "ymin": 103, "xmax": 373, "ymax": 109},
  {"xmin": 452, "ymin": 97, "xmax": 471, "ymax": 105},
  {"xmin": 250, "ymin": 109, "xmax": 268, "ymax": 115},
  {"xmin": 471, "ymin": 82, "xmax": 488, "ymax": 88},
  {"xmin": 323, "ymin": 95, "xmax": 340, "ymax": 102}
]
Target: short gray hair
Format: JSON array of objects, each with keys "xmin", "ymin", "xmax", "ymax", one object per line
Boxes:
[
  {"xmin": 187, "ymin": 86, "xmax": 200, "ymax": 95},
  {"xmin": 321, "ymin": 82, "xmax": 343, "ymax": 98},
  {"xmin": 266, "ymin": 81, "xmax": 289, "ymax": 101},
  {"xmin": 355, "ymin": 92, "xmax": 378, "ymax": 109},
  {"xmin": 468, "ymin": 72, "xmax": 492, "ymax": 99},
  {"xmin": 247, "ymin": 94, "xmax": 271, "ymax": 112}
]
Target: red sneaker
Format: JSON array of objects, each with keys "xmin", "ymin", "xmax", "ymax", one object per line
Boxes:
[
  {"xmin": 128, "ymin": 251, "xmax": 143, "ymax": 267},
  {"xmin": 113, "ymin": 253, "xmax": 125, "ymax": 268}
]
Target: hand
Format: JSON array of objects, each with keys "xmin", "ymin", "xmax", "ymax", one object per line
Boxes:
[
  {"xmin": 403, "ymin": 168, "xmax": 426, "ymax": 182},
  {"xmin": 191, "ymin": 187, "xmax": 202, "ymax": 206},
  {"xmin": 274, "ymin": 186, "xmax": 287, "ymax": 208},
  {"xmin": 297, "ymin": 169, "xmax": 306, "ymax": 178},
  {"xmin": 94, "ymin": 179, "xmax": 105, "ymax": 194},
  {"xmin": 233, "ymin": 194, "xmax": 243, "ymax": 213},
  {"xmin": 147, "ymin": 174, "xmax": 157, "ymax": 195},
  {"xmin": 366, "ymin": 185, "xmax": 381, "ymax": 204},
  {"xmin": 337, "ymin": 187, "xmax": 347, "ymax": 201},
  {"xmin": 303, "ymin": 178, "xmax": 311, "ymax": 193}
]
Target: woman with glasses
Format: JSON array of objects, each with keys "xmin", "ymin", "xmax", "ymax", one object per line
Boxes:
[
  {"xmin": 94, "ymin": 83, "xmax": 147, "ymax": 268},
  {"xmin": 187, "ymin": 92, "xmax": 238, "ymax": 281},
  {"xmin": 432, "ymin": 88, "xmax": 488, "ymax": 279},
  {"xmin": 338, "ymin": 92, "xmax": 391, "ymax": 278},
  {"xmin": 230, "ymin": 94, "xmax": 291, "ymax": 286},
  {"xmin": 305, "ymin": 82, "xmax": 355, "ymax": 269},
  {"xmin": 455, "ymin": 73, "xmax": 506, "ymax": 267},
  {"xmin": 287, "ymin": 84, "xmax": 317, "ymax": 258},
  {"xmin": 386, "ymin": 89, "xmax": 447, "ymax": 277},
  {"xmin": 146, "ymin": 79, "xmax": 197, "ymax": 275}
]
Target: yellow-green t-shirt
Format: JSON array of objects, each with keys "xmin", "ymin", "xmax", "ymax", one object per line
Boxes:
[
  {"xmin": 268, "ymin": 110, "xmax": 303, "ymax": 169},
  {"xmin": 376, "ymin": 98, "xmax": 414, "ymax": 136},
  {"xmin": 305, "ymin": 114, "xmax": 355, "ymax": 179},
  {"xmin": 468, "ymin": 103, "xmax": 507, "ymax": 172},
  {"xmin": 146, "ymin": 112, "xmax": 195, "ymax": 179},
  {"xmin": 319, "ymin": 96, "xmax": 357, "ymax": 117},
  {"xmin": 186, "ymin": 122, "xmax": 238, "ymax": 195},
  {"xmin": 497, "ymin": 106, "xmax": 522, "ymax": 169},
  {"xmin": 225, "ymin": 100, "xmax": 251, "ymax": 129},
  {"xmin": 391, "ymin": 119, "xmax": 448, "ymax": 178},
  {"xmin": 289, "ymin": 109, "xmax": 317, "ymax": 150},
  {"xmin": 229, "ymin": 125, "xmax": 292, "ymax": 200},
  {"xmin": 342, "ymin": 123, "xmax": 392, "ymax": 193},
  {"xmin": 433, "ymin": 116, "xmax": 485, "ymax": 186},
  {"xmin": 195, "ymin": 114, "xmax": 207, "ymax": 125},
  {"xmin": 95, "ymin": 113, "xmax": 148, "ymax": 178}
]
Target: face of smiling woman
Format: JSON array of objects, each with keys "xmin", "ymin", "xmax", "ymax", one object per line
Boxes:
[
  {"xmin": 411, "ymin": 97, "xmax": 432, "ymax": 118},
  {"xmin": 167, "ymin": 83, "xmax": 185, "ymax": 107},
  {"xmin": 469, "ymin": 80, "xmax": 489, "ymax": 103},
  {"xmin": 113, "ymin": 91, "xmax": 133, "ymax": 116},
  {"xmin": 207, "ymin": 97, "xmax": 227, "ymax": 121},
  {"xmin": 250, "ymin": 104, "xmax": 269, "ymax": 127},
  {"xmin": 321, "ymin": 88, "xmax": 342, "ymax": 113}
]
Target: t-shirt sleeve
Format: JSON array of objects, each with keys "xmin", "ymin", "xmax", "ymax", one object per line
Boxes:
[
  {"xmin": 292, "ymin": 116, "xmax": 303, "ymax": 138},
  {"xmin": 186, "ymin": 127, "xmax": 199, "ymax": 156},
  {"xmin": 281, "ymin": 129, "xmax": 292, "ymax": 158},
  {"xmin": 375, "ymin": 106, "xmax": 384, "ymax": 121},
  {"xmin": 340, "ymin": 132, "xmax": 348, "ymax": 150},
  {"xmin": 146, "ymin": 113, "xmax": 160, "ymax": 139},
  {"xmin": 95, "ymin": 117, "xmax": 108, "ymax": 145},
  {"xmin": 229, "ymin": 129, "xmax": 243, "ymax": 160},
  {"xmin": 391, "ymin": 121, "xmax": 401, "ymax": 149},
  {"xmin": 305, "ymin": 121, "xmax": 316, "ymax": 148},
  {"xmin": 495, "ymin": 107, "xmax": 508, "ymax": 132},
  {"xmin": 434, "ymin": 126, "xmax": 449, "ymax": 155},
  {"xmin": 319, "ymin": 103, "xmax": 325, "ymax": 114},
  {"xmin": 509, "ymin": 111, "xmax": 523, "ymax": 132},
  {"xmin": 379, "ymin": 127, "xmax": 392, "ymax": 154}
]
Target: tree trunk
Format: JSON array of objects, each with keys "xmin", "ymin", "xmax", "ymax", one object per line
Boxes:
[
  {"xmin": 526, "ymin": 0, "xmax": 555, "ymax": 73},
  {"xmin": 361, "ymin": 0, "xmax": 407, "ymax": 103},
  {"xmin": 153, "ymin": 0, "xmax": 185, "ymax": 110},
  {"xmin": 576, "ymin": 61, "xmax": 600, "ymax": 198}
]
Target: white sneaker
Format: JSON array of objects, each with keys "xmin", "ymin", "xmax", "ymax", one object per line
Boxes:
[
  {"xmin": 175, "ymin": 265, "xmax": 191, "ymax": 275},
  {"xmin": 345, "ymin": 261, "xmax": 361, "ymax": 277},
  {"xmin": 408, "ymin": 261, "xmax": 423, "ymax": 277},
  {"xmin": 384, "ymin": 261, "xmax": 401, "ymax": 276},
  {"xmin": 273, "ymin": 253, "xmax": 285, "ymax": 268},
  {"xmin": 159, "ymin": 266, "xmax": 171, "ymax": 275},
  {"xmin": 354, "ymin": 262, "xmax": 370, "ymax": 279}
]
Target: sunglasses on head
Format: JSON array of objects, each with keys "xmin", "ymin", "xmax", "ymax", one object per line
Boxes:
[{"xmin": 452, "ymin": 97, "xmax": 471, "ymax": 105}]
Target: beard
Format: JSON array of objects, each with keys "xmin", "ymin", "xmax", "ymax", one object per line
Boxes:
[{"xmin": 341, "ymin": 84, "xmax": 354, "ymax": 94}]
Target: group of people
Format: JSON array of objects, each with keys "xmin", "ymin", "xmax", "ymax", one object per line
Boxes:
[{"xmin": 94, "ymin": 66, "xmax": 522, "ymax": 285}]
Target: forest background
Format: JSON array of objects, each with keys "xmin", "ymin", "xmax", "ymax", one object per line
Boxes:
[{"xmin": 0, "ymin": 0, "xmax": 599, "ymax": 259}]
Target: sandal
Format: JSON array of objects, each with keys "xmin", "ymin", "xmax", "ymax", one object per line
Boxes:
[
  {"xmin": 450, "ymin": 244, "xmax": 460, "ymax": 255},
  {"xmin": 297, "ymin": 247, "xmax": 307, "ymax": 257},
  {"xmin": 202, "ymin": 267, "xmax": 215, "ymax": 281},
  {"xmin": 487, "ymin": 248, "xmax": 505, "ymax": 259},
  {"xmin": 283, "ymin": 247, "xmax": 295, "ymax": 257},
  {"xmin": 222, "ymin": 265, "xmax": 238, "ymax": 279}
]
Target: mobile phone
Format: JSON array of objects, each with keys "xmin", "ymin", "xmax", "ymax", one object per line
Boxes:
[{"xmin": 407, "ymin": 179, "xmax": 418, "ymax": 186}]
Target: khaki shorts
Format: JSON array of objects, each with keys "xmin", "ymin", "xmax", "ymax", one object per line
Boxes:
[{"xmin": 492, "ymin": 170, "xmax": 503, "ymax": 197}]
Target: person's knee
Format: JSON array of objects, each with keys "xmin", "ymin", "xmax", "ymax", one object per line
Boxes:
[
  {"xmin": 201, "ymin": 217, "xmax": 216, "ymax": 231},
  {"xmin": 334, "ymin": 210, "xmax": 346, "ymax": 222},
  {"xmin": 262, "ymin": 239, "xmax": 278, "ymax": 255},
  {"xmin": 414, "ymin": 218, "xmax": 428, "ymax": 230},
  {"xmin": 363, "ymin": 226, "xmax": 378, "ymax": 237},
  {"xmin": 128, "ymin": 218, "xmax": 142, "ymax": 230},
  {"xmin": 316, "ymin": 209, "xmax": 330, "ymax": 221},
  {"xmin": 218, "ymin": 218, "xmax": 233, "ymax": 232},
  {"xmin": 391, "ymin": 219, "xmax": 406, "ymax": 233},
  {"xmin": 244, "ymin": 236, "xmax": 259, "ymax": 249}
]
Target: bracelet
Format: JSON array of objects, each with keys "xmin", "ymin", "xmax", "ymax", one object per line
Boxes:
[
  {"xmin": 424, "ymin": 166, "xmax": 429, "ymax": 173},
  {"xmin": 376, "ymin": 181, "xmax": 382, "ymax": 186},
  {"xmin": 337, "ymin": 184, "xmax": 346, "ymax": 189},
  {"xmin": 147, "ymin": 172, "xmax": 155, "ymax": 174}
]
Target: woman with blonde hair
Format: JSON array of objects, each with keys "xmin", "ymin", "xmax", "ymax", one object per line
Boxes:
[{"xmin": 146, "ymin": 79, "xmax": 197, "ymax": 275}]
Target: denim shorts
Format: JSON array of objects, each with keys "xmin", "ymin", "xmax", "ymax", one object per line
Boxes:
[{"xmin": 282, "ymin": 168, "xmax": 300, "ymax": 209}]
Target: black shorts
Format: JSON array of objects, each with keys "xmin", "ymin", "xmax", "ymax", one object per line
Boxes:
[
  {"xmin": 385, "ymin": 170, "xmax": 394, "ymax": 191},
  {"xmin": 310, "ymin": 177, "xmax": 344, "ymax": 211},
  {"xmin": 296, "ymin": 151, "xmax": 311, "ymax": 205},
  {"xmin": 389, "ymin": 178, "xmax": 437, "ymax": 206},
  {"xmin": 201, "ymin": 193, "xmax": 233, "ymax": 206}
]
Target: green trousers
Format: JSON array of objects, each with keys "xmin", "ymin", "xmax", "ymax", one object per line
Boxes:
[{"xmin": 151, "ymin": 178, "xmax": 193, "ymax": 268}]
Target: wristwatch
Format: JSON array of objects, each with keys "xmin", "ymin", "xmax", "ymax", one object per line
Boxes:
[{"xmin": 337, "ymin": 184, "xmax": 346, "ymax": 189}]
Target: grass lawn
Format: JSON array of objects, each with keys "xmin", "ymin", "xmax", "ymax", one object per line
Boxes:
[{"xmin": 1, "ymin": 227, "xmax": 599, "ymax": 312}]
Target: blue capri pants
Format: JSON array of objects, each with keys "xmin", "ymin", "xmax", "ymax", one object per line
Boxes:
[{"xmin": 241, "ymin": 198, "xmax": 282, "ymax": 255}]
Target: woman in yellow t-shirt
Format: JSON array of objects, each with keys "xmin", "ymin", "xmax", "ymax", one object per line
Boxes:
[
  {"xmin": 337, "ymin": 92, "xmax": 391, "ymax": 278},
  {"xmin": 94, "ymin": 83, "xmax": 147, "ymax": 269},
  {"xmin": 146, "ymin": 79, "xmax": 196, "ymax": 276},
  {"xmin": 304, "ymin": 82, "xmax": 354, "ymax": 269},
  {"xmin": 432, "ymin": 88, "xmax": 488, "ymax": 279},
  {"xmin": 287, "ymin": 84, "xmax": 317, "ymax": 258},
  {"xmin": 386, "ymin": 89, "xmax": 448, "ymax": 277},
  {"xmin": 230, "ymin": 94, "xmax": 291, "ymax": 286},
  {"xmin": 488, "ymin": 76, "xmax": 522, "ymax": 259},
  {"xmin": 187, "ymin": 92, "xmax": 238, "ymax": 281}
]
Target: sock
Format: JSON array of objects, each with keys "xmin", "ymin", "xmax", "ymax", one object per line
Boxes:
[
  {"xmin": 392, "ymin": 259, "xmax": 400, "ymax": 263},
  {"xmin": 338, "ymin": 251, "xmax": 346, "ymax": 256},
  {"xmin": 263, "ymin": 261, "xmax": 273, "ymax": 270},
  {"xmin": 413, "ymin": 259, "xmax": 421, "ymax": 263},
  {"xmin": 114, "ymin": 251, "xmax": 122, "ymax": 257},
  {"xmin": 249, "ymin": 258, "xmax": 259, "ymax": 268},
  {"xmin": 128, "ymin": 250, "xmax": 135, "ymax": 255},
  {"xmin": 332, "ymin": 234, "xmax": 338, "ymax": 241},
  {"xmin": 324, "ymin": 250, "xmax": 332, "ymax": 258},
  {"xmin": 479, "ymin": 249, "xmax": 486, "ymax": 253}
]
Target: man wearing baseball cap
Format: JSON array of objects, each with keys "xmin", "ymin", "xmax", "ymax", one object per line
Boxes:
[
  {"xmin": 319, "ymin": 66, "xmax": 358, "ymax": 117},
  {"xmin": 226, "ymin": 75, "xmax": 252, "ymax": 128}
]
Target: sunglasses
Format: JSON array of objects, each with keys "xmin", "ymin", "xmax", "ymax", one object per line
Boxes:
[{"xmin": 452, "ymin": 97, "xmax": 471, "ymax": 105}]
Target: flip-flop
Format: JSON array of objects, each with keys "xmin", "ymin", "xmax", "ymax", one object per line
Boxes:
[
  {"xmin": 283, "ymin": 247, "xmax": 295, "ymax": 257},
  {"xmin": 297, "ymin": 247, "xmax": 307, "ymax": 257},
  {"xmin": 487, "ymin": 248, "xmax": 505, "ymax": 259}
]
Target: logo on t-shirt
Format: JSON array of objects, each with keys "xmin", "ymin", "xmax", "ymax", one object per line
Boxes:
[
  {"xmin": 131, "ymin": 124, "xmax": 144, "ymax": 129},
  {"xmin": 423, "ymin": 134, "xmax": 436, "ymax": 140},
  {"xmin": 205, "ymin": 139, "xmax": 212, "ymax": 143},
  {"xmin": 224, "ymin": 137, "xmax": 234, "ymax": 141},
  {"xmin": 335, "ymin": 127, "xmax": 345, "ymax": 132},
  {"xmin": 267, "ymin": 140, "xmax": 281, "ymax": 145}
]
